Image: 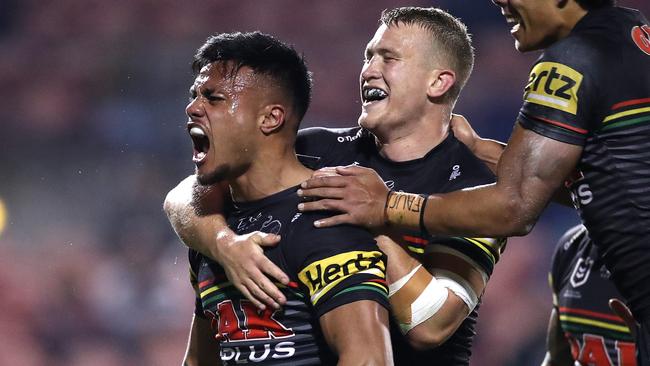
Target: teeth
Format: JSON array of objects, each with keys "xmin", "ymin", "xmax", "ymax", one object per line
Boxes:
[
  {"xmin": 363, "ymin": 88, "xmax": 388, "ymax": 101},
  {"xmin": 189, "ymin": 127, "xmax": 206, "ymax": 137},
  {"xmin": 196, "ymin": 152, "xmax": 206, "ymax": 160}
]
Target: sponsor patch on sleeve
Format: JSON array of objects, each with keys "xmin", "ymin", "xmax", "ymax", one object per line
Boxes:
[
  {"xmin": 523, "ymin": 62, "xmax": 583, "ymax": 115},
  {"xmin": 298, "ymin": 250, "xmax": 386, "ymax": 305}
]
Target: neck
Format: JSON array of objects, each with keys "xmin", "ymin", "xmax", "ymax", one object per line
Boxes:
[
  {"xmin": 230, "ymin": 141, "xmax": 312, "ymax": 202},
  {"xmin": 373, "ymin": 109, "xmax": 450, "ymax": 162},
  {"xmin": 559, "ymin": 3, "xmax": 589, "ymax": 39}
]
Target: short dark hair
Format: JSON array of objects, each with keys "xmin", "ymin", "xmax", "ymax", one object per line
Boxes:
[
  {"xmin": 380, "ymin": 7, "xmax": 474, "ymax": 103},
  {"xmin": 575, "ymin": 0, "xmax": 616, "ymax": 10},
  {"xmin": 192, "ymin": 31, "xmax": 313, "ymax": 121}
]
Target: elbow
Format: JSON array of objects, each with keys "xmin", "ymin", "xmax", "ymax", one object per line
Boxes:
[
  {"xmin": 499, "ymin": 197, "xmax": 536, "ymax": 237},
  {"xmin": 405, "ymin": 323, "xmax": 456, "ymax": 350}
]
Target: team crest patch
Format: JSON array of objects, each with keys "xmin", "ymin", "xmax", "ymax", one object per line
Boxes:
[
  {"xmin": 631, "ymin": 25, "xmax": 650, "ymax": 56},
  {"xmin": 524, "ymin": 62, "xmax": 583, "ymax": 115},
  {"xmin": 570, "ymin": 257, "xmax": 593, "ymax": 288}
]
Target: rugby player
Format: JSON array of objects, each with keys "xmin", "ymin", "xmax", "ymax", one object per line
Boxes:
[
  {"xmin": 297, "ymin": 1, "xmax": 650, "ymax": 364},
  {"xmin": 543, "ymin": 225, "xmax": 636, "ymax": 366},
  {"xmin": 167, "ymin": 7, "xmax": 504, "ymax": 365},
  {"xmin": 180, "ymin": 31, "xmax": 392, "ymax": 366}
]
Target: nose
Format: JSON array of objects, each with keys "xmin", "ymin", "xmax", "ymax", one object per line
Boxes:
[
  {"xmin": 185, "ymin": 97, "xmax": 205, "ymax": 120},
  {"xmin": 360, "ymin": 57, "xmax": 381, "ymax": 83}
]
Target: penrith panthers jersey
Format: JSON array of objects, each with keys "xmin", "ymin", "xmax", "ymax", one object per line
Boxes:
[
  {"xmin": 189, "ymin": 185, "xmax": 388, "ymax": 365},
  {"xmin": 517, "ymin": 6, "xmax": 650, "ymax": 316},
  {"xmin": 550, "ymin": 225, "xmax": 636, "ymax": 366},
  {"xmin": 296, "ymin": 127, "xmax": 506, "ymax": 365}
]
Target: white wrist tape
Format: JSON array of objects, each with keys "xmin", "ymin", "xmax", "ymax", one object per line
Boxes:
[{"xmin": 434, "ymin": 269, "xmax": 480, "ymax": 314}]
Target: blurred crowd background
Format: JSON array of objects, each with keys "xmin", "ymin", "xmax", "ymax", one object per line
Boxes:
[{"xmin": 1, "ymin": 1, "xmax": 648, "ymax": 365}]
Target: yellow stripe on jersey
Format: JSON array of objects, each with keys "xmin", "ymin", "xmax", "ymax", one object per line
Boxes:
[
  {"xmin": 464, "ymin": 238, "xmax": 496, "ymax": 264},
  {"xmin": 603, "ymin": 106, "xmax": 650, "ymax": 123},
  {"xmin": 560, "ymin": 314, "xmax": 632, "ymax": 334},
  {"xmin": 200, "ymin": 282, "xmax": 232, "ymax": 299}
]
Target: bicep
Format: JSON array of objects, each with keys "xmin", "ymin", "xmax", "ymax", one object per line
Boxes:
[
  {"xmin": 319, "ymin": 300, "xmax": 392, "ymax": 365},
  {"xmin": 183, "ymin": 315, "xmax": 221, "ymax": 366}
]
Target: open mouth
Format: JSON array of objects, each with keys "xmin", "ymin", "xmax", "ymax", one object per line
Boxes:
[
  {"xmin": 188, "ymin": 123, "xmax": 210, "ymax": 164},
  {"xmin": 504, "ymin": 15, "xmax": 521, "ymax": 34},
  {"xmin": 362, "ymin": 86, "xmax": 388, "ymax": 105}
]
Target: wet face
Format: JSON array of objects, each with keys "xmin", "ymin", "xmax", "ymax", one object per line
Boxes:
[
  {"xmin": 185, "ymin": 63, "xmax": 266, "ymax": 185},
  {"xmin": 358, "ymin": 23, "xmax": 439, "ymax": 134},
  {"xmin": 492, "ymin": 0, "xmax": 564, "ymax": 52}
]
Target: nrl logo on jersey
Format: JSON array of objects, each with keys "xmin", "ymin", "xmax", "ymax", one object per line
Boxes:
[{"xmin": 570, "ymin": 257, "xmax": 593, "ymax": 288}]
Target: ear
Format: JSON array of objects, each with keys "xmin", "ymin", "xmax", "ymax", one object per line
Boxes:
[
  {"xmin": 427, "ymin": 69, "xmax": 456, "ymax": 99},
  {"xmin": 259, "ymin": 105, "xmax": 286, "ymax": 135}
]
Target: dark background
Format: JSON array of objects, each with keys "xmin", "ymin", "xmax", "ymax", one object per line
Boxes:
[{"xmin": 1, "ymin": 1, "xmax": 647, "ymax": 365}]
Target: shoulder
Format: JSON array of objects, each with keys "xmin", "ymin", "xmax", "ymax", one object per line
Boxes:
[
  {"xmin": 286, "ymin": 210, "xmax": 377, "ymax": 250},
  {"xmin": 443, "ymin": 134, "xmax": 496, "ymax": 189},
  {"xmin": 296, "ymin": 126, "xmax": 372, "ymax": 167},
  {"xmin": 297, "ymin": 126, "xmax": 364, "ymax": 145}
]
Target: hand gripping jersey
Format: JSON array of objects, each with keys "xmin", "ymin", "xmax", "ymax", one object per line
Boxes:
[
  {"xmin": 550, "ymin": 225, "xmax": 636, "ymax": 366},
  {"xmin": 189, "ymin": 186, "xmax": 388, "ymax": 365},
  {"xmin": 296, "ymin": 127, "xmax": 506, "ymax": 365},
  {"xmin": 517, "ymin": 6, "xmax": 650, "ymax": 317}
]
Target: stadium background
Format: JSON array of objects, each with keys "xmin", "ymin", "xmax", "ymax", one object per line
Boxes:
[{"xmin": 1, "ymin": 1, "xmax": 648, "ymax": 365}]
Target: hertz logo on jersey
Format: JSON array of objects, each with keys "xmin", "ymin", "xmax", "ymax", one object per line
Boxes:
[
  {"xmin": 524, "ymin": 62, "xmax": 583, "ymax": 115},
  {"xmin": 299, "ymin": 250, "xmax": 385, "ymax": 305}
]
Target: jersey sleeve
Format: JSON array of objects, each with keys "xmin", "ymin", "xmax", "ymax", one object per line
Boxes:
[
  {"xmin": 518, "ymin": 38, "xmax": 603, "ymax": 146},
  {"xmin": 188, "ymin": 249, "xmax": 206, "ymax": 318},
  {"xmin": 296, "ymin": 127, "xmax": 365, "ymax": 168},
  {"xmin": 284, "ymin": 212, "xmax": 389, "ymax": 318}
]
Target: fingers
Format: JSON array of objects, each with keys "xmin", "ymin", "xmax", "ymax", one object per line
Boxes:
[
  {"xmin": 236, "ymin": 283, "xmax": 267, "ymax": 311},
  {"xmin": 301, "ymin": 175, "xmax": 348, "ymax": 189},
  {"xmin": 298, "ymin": 199, "xmax": 345, "ymax": 213},
  {"xmin": 255, "ymin": 233, "xmax": 282, "ymax": 247},
  {"xmin": 335, "ymin": 164, "xmax": 368, "ymax": 175},
  {"xmin": 298, "ymin": 187, "xmax": 346, "ymax": 200},
  {"xmin": 312, "ymin": 167, "xmax": 341, "ymax": 178},
  {"xmin": 313, "ymin": 214, "xmax": 353, "ymax": 228}
]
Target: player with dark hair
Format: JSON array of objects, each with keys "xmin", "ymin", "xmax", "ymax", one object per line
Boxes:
[
  {"xmin": 167, "ymin": 7, "xmax": 504, "ymax": 365},
  {"xmin": 180, "ymin": 31, "xmax": 392, "ymax": 366},
  {"xmin": 543, "ymin": 225, "xmax": 636, "ymax": 366},
  {"xmin": 296, "ymin": 1, "xmax": 650, "ymax": 364}
]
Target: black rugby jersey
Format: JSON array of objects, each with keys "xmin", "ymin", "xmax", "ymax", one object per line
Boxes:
[
  {"xmin": 517, "ymin": 6, "xmax": 650, "ymax": 315},
  {"xmin": 550, "ymin": 225, "xmax": 636, "ymax": 366},
  {"xmin": 189, "ymin": 186, "xmax": 388, "ymax": 366},
  {"xmin": 296, "ymin": 127, "xmax": 505, "ymax": 365}
]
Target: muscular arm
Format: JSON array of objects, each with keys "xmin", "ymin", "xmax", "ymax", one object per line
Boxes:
[
  {"xmin": 319, "ymin": 300, "xmax": 393, "ymax": 366},
  {"xmin": 542, "ymin": 307, "xmax": 573, "ymax": 366},
  {"xmin": 182, "ymin": 315, "xmax": 222, "ymax": 366},
  {"xmin": 377, "ymin": 235, "xmax": 486, "ymax": 349},
  {"xmin": 420, "ymin": 124, "xmax": 582, "ymax": 237},
  {"xmin": 164, "ymin": 175, "xmax": 288, "ymax": 309}
]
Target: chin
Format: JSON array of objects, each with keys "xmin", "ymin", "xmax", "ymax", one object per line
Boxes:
[{"xmin": 196, "ymin": 166, "xmax": 229, "ymax": 186}]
